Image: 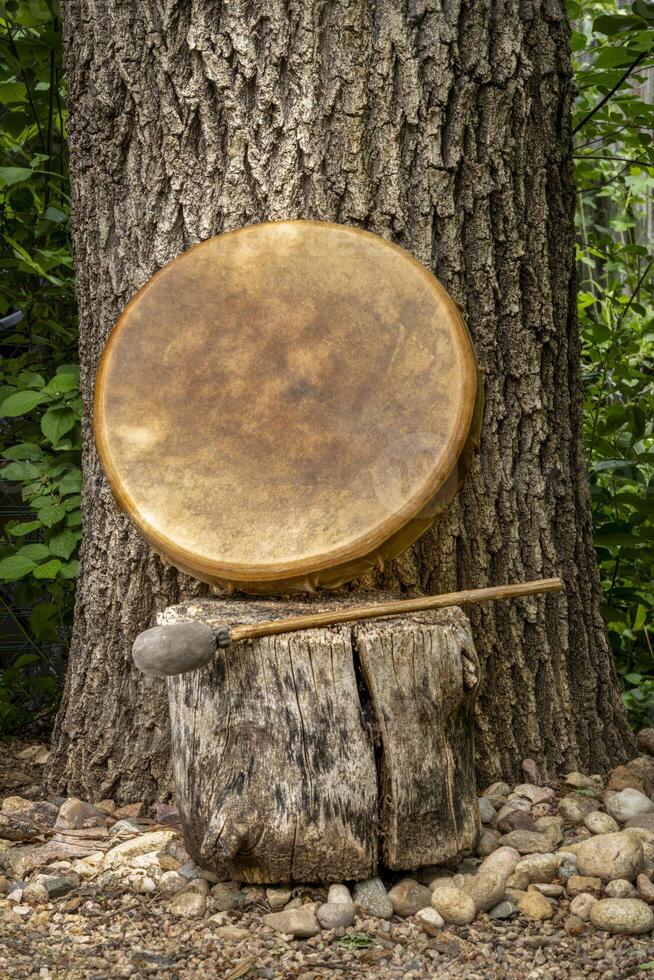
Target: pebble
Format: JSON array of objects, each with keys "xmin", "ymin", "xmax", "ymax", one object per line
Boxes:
[
  {"xmin": 583, "ymin": 811, "xmax": 620, "ymax": 835},
  {"xmin": 626, "ymin": 812, "xmax": 654, "ymax": 832},
  {"xmin": 497, "ymin": 831, "xmax": 554, "ymax": 854},
  {"xmin": 532, "ymin": 883, "xmax": 564, "ymax": 897},
  {"xmin": 476, "ymin": 829, "xmax": 501, "ymax": 857},
  {"xmin": 590, "ymin": 897, "xmax": 654, "ymax": 935},
  {"xmin": 479, "ymin": 846, "xmax": 521, "ymax": 879},
  {"xmin": 514, "ymin": 854, "xmax": 559, "ymax": 884},
  {"xmin": 607, "ymin": 765, "xmax": 646, "ymax": 794},
  {"xmin": 214, "ymin": 925, "xmax": 250, "ymax": 941},
  {"xmin": 327, "ymin": 883, "xmax": 352, "ymax": 905},
  {"xmin": 510, "ymin": 784, "xmax": 554, "ymax": 805},
  {"xmin": 55, "ymin": 798, "xmax": 106, "ymax": 830},
  {"xmin": 572, "ymin": 831, "xmax": 643, "ymax": 882},
  {"xmin": 567, "ymin": 875, "xmax": 602, "ymax": 897},
  {"xmin": 605, "ymin": 879, "xmax": 636, "ymax": 898},
  {"xmin": 263, "ymin": 908, "xmax": 321, "ymax": 938},
  {"xmin": 387, "ymin": 878, "xmax": 432, "ymax": 917},
  {"xmin": 636, "ymin": 728, "xmax": 654, "ymax": 755},
  {"xmin": 415, "ymin": 906, "xmax": 444, "ymax": 934},
  {"xmin": 497, "ymin": 810, "xmax": 536, "ymax": 834},
  {"xmin": 533, "ymin": 816, "xmax": 564, "ymax": 844},
  {"xmin": 168, "ymin": 890, "xmax": 206, "ymax": 918},
  {"xmin": 458, "ymin": 871, "xmax": 505, "ymax": 912},
  {"xmin": 478, "ymin": 797, "xmax": 495, "ymax": 824},
  {"xmin": 564, "ymin": 914, "xmax": 587, "ymax": 936},
  {"xmin": 317, "ymin": 901, "xmax": 356, "ymax": 929},
  {"xmin": 522, "ymin": 759, "xmax": 542, "ymax": 785},
  {"xmin": 565, "ymin": 772, "xmax": 597, "ymax": 789},
  {"xmin": 104, "ymin": 831, "xmax": 177, "ymax": 867},
  {"xmin": 605, "ymin": 788, "xmax": 654, "ymax": 824},
  {"xmin": 211, "ymin": 882, "xmax": 245, "ymax": 911},
  {"xmin": 557, "ymin": 795, "xmax": 599, "ymax": 824},
  {"xmin": 482, "ymin": 782, "xmax": 511, "ymax": 798},
  {"xmin": 159, "ymin": 870, "xmax": 187, "ymax": 894},
  {"xmin": 515, "ymin": 886, "xmax": 554, "ymax": 920},
  {"xmin": 35, "ymin": 874, "xmax": 79, "ymax": 898},
  {"xmin": 637, "ymin": 873, "xmax": 654, "ymax": 904},
  {"xmin": 431, "ymin": 885, "xmax": 476, "ymax": 925},
  {"xmin": 506, "ymin": 871, "xmax": 530, "ymax": 890},
  {"xmin": 488, "ymin": 900, "xmax": 518, "ymax": 920},
  {"xmin": 353, "ymin": 877, "xmax": 393, "ymax": 920},
  {"xmin": 570, "ymin": 893, "xmax": 598, "ymax": 920},
  {"xmin": 266, "ymin": 887, "xmax": 292, "ymax": 911}
]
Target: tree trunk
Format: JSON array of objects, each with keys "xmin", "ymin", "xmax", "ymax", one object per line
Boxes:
[
  {"xmin": 163, "ymin": 596, "xmax": 480, "ymax": 882},
  {"xmin": 49, "ymin": 0, "xmax": 633, "ymax": 802}
]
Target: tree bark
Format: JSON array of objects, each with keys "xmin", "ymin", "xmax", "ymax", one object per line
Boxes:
[
  {"xmin": 49, "ymin": 0, "xmax": 633, "ymax": 802},
  {"xmin": 164, "ymin": 596, "xmax": 480, "ymax": 882}
]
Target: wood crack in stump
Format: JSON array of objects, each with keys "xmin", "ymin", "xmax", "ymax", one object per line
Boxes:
[{"xmin": 165, "ymin": 595, "xmax": 480, "ymax": 882}]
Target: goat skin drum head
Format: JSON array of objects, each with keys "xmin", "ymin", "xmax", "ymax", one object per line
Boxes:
[{"xmin": 94, "ymin": 220, "xmax": 482, "ymax": 594}]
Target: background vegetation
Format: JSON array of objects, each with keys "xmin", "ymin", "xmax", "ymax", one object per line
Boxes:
[{"xmin": 0, "ymin": 0, "xmax": 651, "ymax": 734}]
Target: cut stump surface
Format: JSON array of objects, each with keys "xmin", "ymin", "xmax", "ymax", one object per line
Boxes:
[{"xmin": 161, "ymin": 594, "xmax": 481, "ymax": 883}]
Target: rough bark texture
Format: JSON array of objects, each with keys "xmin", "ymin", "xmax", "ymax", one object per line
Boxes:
[
  {"xmin": 49, "ymin": 0, "xmax": 633, "ymax": 802},
  {"xmin": 164, "ymin": 597, "xmax": 480, "ymax": 882}
]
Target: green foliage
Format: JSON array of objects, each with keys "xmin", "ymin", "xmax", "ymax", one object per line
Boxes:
[
  {"xmin": 573, "ymin": 0, "xmax": 654, "ymax": 726},
  {"xmin": 0, "ymin": 0, "xmax": 78, "ymax": 731}
]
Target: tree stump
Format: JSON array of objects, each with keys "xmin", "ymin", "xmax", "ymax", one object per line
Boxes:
[{"xmin": 161, "ymin": 594, "xmax": 481, "ymax": 884}]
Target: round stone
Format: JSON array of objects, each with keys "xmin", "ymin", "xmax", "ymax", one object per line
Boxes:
[
  {"xmin": 590, "ymin": 898, "xmax": 654, "ymax": 935},
  {"xmin": 605, "ymin": 879, "xmax": 637, "ymax": 899},
  {"xmin": 569, "ymin": 893, "xmax": 597, "ymax": 921},
  {"xmin": 583, "ymin": 810, "xmax": 620, "ymax": 835},
  {"xmin": 431, "ymin": 885, "xmax": 476, "ymax": 926}
]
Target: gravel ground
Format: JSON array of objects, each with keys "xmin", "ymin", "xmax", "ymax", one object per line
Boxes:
[{"xmin": 2, "ymin": 738, "xmax": 654, "ymax": 979}]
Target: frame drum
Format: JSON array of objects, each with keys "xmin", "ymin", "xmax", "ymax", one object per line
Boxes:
[{"xmin": 94, "ymin": 221, "xmax": 482, "ymax": 594}]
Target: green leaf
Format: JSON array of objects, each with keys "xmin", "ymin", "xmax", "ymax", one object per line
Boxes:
[
  {"xmin": 2, "ymin": 444, "xmax": 43, "ymax": 462},
  {"xmin": 29, "ymin": 602, "xmax": 58, "ymax": 641},
  {"xmin": 0, "ymin": 390, "xmax": 48, "ymax": 417},
  {"xmin": 58, "ymin": 559, "xmax": 79, "ymax": 579},
  {"xmin": 42, "ymin": 373, "xmax": 78, "ymax": 396},
  {"xmin": 0, "ymin": 554, "xmax": 36, "ymax": 582},
  {"xmin": 41, "ymin": 406, "xmax": 76, "ymax": 445},
  {"xmin": 19, "ymin": 543, "xmax": 51, "ymax": 562},
  {"xmin": 48, "ymin": 527, "xmax": 78, "ymax": 559},
  {"xmin": 0, "ymin": 166, "xmax": 33, "ymax": 188},
  {"xmin": 7, "ymin": 520, "xmax": 42, "ymax": 537},
  {"xmin": 33, "ymin": 559, "xmax": 62, "ymax": 579},
  {"xmin": 37, "ymin": 503, "xmax": 66, "ymax": 527},
  {"xmin": 1, "ymin": 460, "xmax": 40, "ymax": 481}
]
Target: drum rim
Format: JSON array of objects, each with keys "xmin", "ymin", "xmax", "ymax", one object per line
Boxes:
[{"xmin": 94, "ymin": 219, "xmax": 479, "ymax": 583}]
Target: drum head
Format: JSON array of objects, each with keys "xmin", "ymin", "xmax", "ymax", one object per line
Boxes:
[{"xmin": 94, "ymin": 221, "xmax": 481, "ymax": 593}]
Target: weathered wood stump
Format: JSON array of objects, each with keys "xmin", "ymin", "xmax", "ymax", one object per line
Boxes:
[{"xmin": 161, "ymin": 594, "xmax": 481, "ymax": 884}]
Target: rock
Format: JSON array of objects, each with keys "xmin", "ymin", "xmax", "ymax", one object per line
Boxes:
[
  {"xmin": 626, "ymin": 813, "xmax": 654, "ymax": 833},
  {"xmin": 266, "ymin": 887, "xmax": 292, "ymax": 911},
  {"xmin": 388, "ymin": 879, "xmax": 432, "ymax": 918},
  {"xmin": 104, "ymin": 831, "xmax": 177, "ymax": 868},
  {"xmin": 2, "ymin": 842, "xmax": 98, "ymax": 878},
  {"xmin": 211, "ymin": 882, "xmax": 245, "ymax": 912},
  {"xmin": 567, "ymin": 875, "xmax": 602, "ymax": 898},
  {"xmin": 478, "ymin": 847, "xmax": 521, "ymax": 880},
  {"xmin": 21, "ymin": 882, "xmax": 47, "ymax": 905},
  {"xmin": 1, "ymin": 796, "xmax": 33, "ymax": 814},
  {"xmin": 214, "ymin": 925, "xmax": 250, "ymax": 941},
  {"xmin": 317, "ymin": 901, "xmax": 356, "ymax": 929},
  {"xmin": 607, "ymin": 765, "xmax": 646, "ymax": 794},
  {"xmin": 35, "ymin": 874, "xmax": 79, "ymax": 898},
  {"xmin": 636, "ymin": 873, "xmax": 654, "ymax": 903},
  {"xmin": 565, "ymin": 772, "xmax": 596, "ymax": 790},
  {"xmin": 636, "ymin": 729, "xmax": 654, "ymax": 756},
  {"xmin": 497, "ymin": 831, "xmax": 554, "ymax": 854},
  {"xmin": 186, "ymin": 877, "xmax": 209, "ymax": 896},
  {"xmin": 510, "ymin": 784, "xmax": 554, "ymax": 806},
  {"xmin": 557, "ymin": 795, "xmax": 599, "ymax": 824},
  {"xmin": 154, "ymin": 805, "xmax": 182, "ymax": 828},
  {"xmin": 263, "ymin": 908, "xmax": 321, "ymax": 938},
  {"xmin": 327, "ymin": 883, "xmax": 352, "ymax": 905},
  {"xmin": 55, "ymin": 798, "xmax": 107, "ymax": 830},
  {"xmin": 160, "ymin": 870, "xmax": 187, "ymax": 894},
  {"xmin": 644, "ymin": 843, "xmax": 654, "ymax": 871},
  {"xmin": 458, "ymin": 872, "xmax": 505, "ymax": 912},
  {"xmin": 457, "ymin": 857, "xmax": 481, "ymax": 876},
  {"xmin": 497, "ymin": 810, "xmax": 536, "ymax": 835},
  {"xmin": 590, "ymin": 897, "xmax": 654, "ymax": 935},
  {"xmin": 168, "ymin": 890, "xmax": 206, "ymax": 918},
  {"xmin": 482, "ymin": 782, "xmax": 511, "ymax": 798},
  {"xmin": 515, "ymin": 886, "xmax": 554, "ymax": 920},
  {"xmin": 532, "ymin": 817, "xmax": 563, "ymax": 844},
  {"xmin": 133, "ymin": 876, "xmax": 156, "ymax": 894},
  {"xmin": 605, "ymin": 789, "xmax": 654, "ymax": 824},
  {"xmin": 132, "ymin": 622, "xmax": 217, "ymax": 677},
  {"xmin": 497, "ymin": 799, "xmax": 531, "ymax": 821},
  {"xmin": 628, "ymin": 758, "xmax": 654, "ymax": 797},
  {"xmin": 532, "ymin": 882, "xmax": 563, "ymax": 897},
  {"xmin": 476, "ymin": 830, "xmax": 501, "ymax": 857},
  {"xmin": 570, "ymin": 892, "xmax": 597, "ymax": 920},
  {"xmin": 514, "ymin": 853, "xmax": 559, "ymax": 884},
  {"xmin": 109, "ymin": 819, "xmax": 142, "ymax": 835},
  {"xmin": 583, "ymin": 811, "xmax": 620, "ymax": 835},
  {"xmin": 564, "ymin": 914, "xmax": 587, "ymax": 936},
  {"xmin": 353, "ymin": 877, "xmax": 393, "ymax": 920},
  {"xmin": 113, "ymin": 803, "xmax": 144, "ymax": 819},
  {"xmin": 573, "ymin": 831, "xmax": 643, "ymax": 882},
  {"xmin": 605, "ymin": 879, "xmax": 636, "ymax": 898},
  {"xmin": 478, "ymin": 798, "xmax": 495, "ymax": 824},
  {"xmin": 522, "ymin": 759, "xmax": 542, "ymax": 785},
  {"xmin": 488, "ymin": 900, "xmax": 518, "ymax": 920},
  {"xmin": 506, "ymin": 871, "xmax": 530, "ymax": 891},
  {"xmin": 6, "ymin": 802, "xmax": 58, "ymax": 830},
  {"xmin": 431, "ymin": 885, "xmax": 476, "ymax": 926},
  {"xmin": 415, "ymin": 906, "xmax": 445, "ymax": 934},
  {"xmin": 429, "ymin": 875, "xmax": 454, "ymax": 891}
]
